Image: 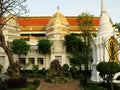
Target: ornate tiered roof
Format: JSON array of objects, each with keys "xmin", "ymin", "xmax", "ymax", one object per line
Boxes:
[
  {"xmin": 17, "ymin": 16, "xmax": 99, "ymax": 33},
  {"xmin": 18, "ymin": 16, "xmax": 99, "ymax": 26},
  {"xmin": 0, "ymin": 14, "xmax": 100, "ymax": 34},
  {"xmin": 47, "ymin": 11, "xmax": 70, "ymax": 28},
  {"xmin": 46, "ymin": 11, "xmax": 70, "ymax": 40}
]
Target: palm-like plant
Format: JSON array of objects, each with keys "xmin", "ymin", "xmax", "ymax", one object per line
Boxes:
[
  {"xmin": 113, "ymin": 23, "xmax": 120, "ymax": 32},
  {"xmin": 113, "ymin": 23, "xmax": 120, "ymax": 47}
]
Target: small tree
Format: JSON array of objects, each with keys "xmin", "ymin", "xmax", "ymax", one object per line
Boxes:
[
  {"xmin": 77, "ymin": 12, "xmax": 93, "ymax": 71},
  {"xmin": 96, "ymin": 62, "xmax": 108, "ymax": 83},
  {"xmin": 37, "ymin": 39, "xmax": 52, "ymax": 54},
  {"xmin": 64, "ymin": 34, "xmax": 85, "ymax": 70},
  {"xmin": 77, "ymin": 12, "xmax": 94, "ymax": 85},
  {"xmin": 37, "ymin": 39, "xmax": 52, "ymax": 70},
  {"xmin": 32, "ymin": 65, "xmax": 39, "ymax": 79},
  {"xmin": 70, "ymin": 51, "xmax": 84, "ymax": 70},
  {"xmin": 97, "ymin": 61, "xmax": 120, "ymax": 90},
  {"xmin": 11, "ymin": 38, "xmax": 30, "ymax": 59},
  {"xmin": 63, "ymin": 64, "xmax": 69, "ymax": 72}
]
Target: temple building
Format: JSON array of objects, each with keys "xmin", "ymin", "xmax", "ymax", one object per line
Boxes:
[
  {"xmin": 0, "ymin": 10, "xmax": 99, "ymax": 71},
  {"xmin": 91, "ymin": 0, "xmax": 120, "ymax": 82},
  {"xmin": 1, "ymin": 0, "xmax": 119, "ymax": 76},
  {"xmin": 17, "ymin": 11, "xmax": 99, "ymax": 70}
]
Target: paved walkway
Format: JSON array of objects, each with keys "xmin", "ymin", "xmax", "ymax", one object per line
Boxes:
[{"xmin": 37, "ymin": 80, "xmax": 81, "ymax": 90}]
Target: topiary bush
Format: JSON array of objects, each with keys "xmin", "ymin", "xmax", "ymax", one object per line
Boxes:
[
  {"xmin": 63, "ymin": 64, "xmax": 69, "ymax": 71},
  {"xmin": 69, "ymin": 66, "xmax": 79, "ymax": 79},
  {"xmin": 86, "ymin": 84, "xmax": 107, "ymax": 90},
  {"xmin": 63, "ymin": 64, "xmax": 70, "ymax": 77}
]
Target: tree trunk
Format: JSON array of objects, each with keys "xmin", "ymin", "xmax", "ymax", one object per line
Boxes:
[
  {"xmin": 0, "ymin": 28, "xmax": 21, "ymax": 78},
  {"xmin": 0, "ymin": 28, "xmax": 14, "ymax": 66},
  {"xmin": 110, "ymin": 75, "xmax": 114, "ymax": 90},
  {"xmin": 84, "ymin": 36, "xmax": 89, "ymax": 85}
]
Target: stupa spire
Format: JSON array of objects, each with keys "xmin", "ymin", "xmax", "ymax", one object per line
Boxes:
[
  {"xmin": 101, "ymin": 0, "xmax": 107, "ymax": 15},
  {"xmin": 97, "ymin": 0, "xmax": 114, "ymax": 37}
]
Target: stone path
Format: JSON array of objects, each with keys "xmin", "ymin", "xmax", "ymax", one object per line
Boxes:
[{"xmin": 38, "ymin": 80, "xmax": 81, "ymax": 90}]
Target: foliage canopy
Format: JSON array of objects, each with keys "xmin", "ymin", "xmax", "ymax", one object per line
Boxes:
[
  {"xmin": 113, "ymin": 23, "xmax": 120, "ymax": 32},
  {"xmin": 37, "ymin": 39, "xmax": 52, "ymax": 54},
  {"xmin": 11, "ymin": 38, "xmax": 30, "ymax": 56},
  {"xmin": 64, "ymin": 34, "xmax": 84, "ymax": 53},
  {"xmin": 0, "ymin": 0, "xmax": 28, "ymax": 17}
]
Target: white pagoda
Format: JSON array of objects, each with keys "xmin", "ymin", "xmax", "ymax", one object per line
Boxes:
[{"xmin": 91, "ymin": 0, "xmax": 120, "ymax": 82}]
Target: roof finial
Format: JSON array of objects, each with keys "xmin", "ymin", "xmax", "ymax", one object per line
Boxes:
[{"xmin": 57, "ymin": 6, "xmax": 60, "ymax": 11}]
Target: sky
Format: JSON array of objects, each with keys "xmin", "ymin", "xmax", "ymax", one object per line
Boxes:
[{"xmin": 26, "ymin": 0, "xmax": 120, "ymax": 23}]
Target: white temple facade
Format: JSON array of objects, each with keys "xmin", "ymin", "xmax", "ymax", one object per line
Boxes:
[{"xmin": 91, "ymin": 0, "xmax": 120, "ymax": 82}]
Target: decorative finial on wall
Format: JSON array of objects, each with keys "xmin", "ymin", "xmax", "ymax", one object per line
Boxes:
[{"xmin": 57, "ymin": 6, "xmax": 60, "ymax": 11}]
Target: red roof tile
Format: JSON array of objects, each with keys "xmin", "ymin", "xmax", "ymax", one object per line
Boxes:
[
  {"xmin": 67, "ymin": 18, "xmax": 78, "ymax": 26},
  {"xmin": 17, "ymin": 17, "xmax": 50, "ymax": 26},
  {"xmin": 93, "ymin": 18, "xmax": 100, "ymax": 26},
  {"xmin": 17, "ymin": 17, "xmax": 99, "ymax": 26}
]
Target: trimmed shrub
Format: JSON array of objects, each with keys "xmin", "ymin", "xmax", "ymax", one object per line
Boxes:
[
  {"xmin": 79, "ymin": 75, "xmax": 86, "ymax": 86},
  {"xmin": 63, "ymin": 64, "xmax": 70, "ymax": 77},
  {"xmin": 80, "ymin": 70, "xmax": 92, "ymax": 79},
  {"xmin": 63, "ymin": 64, "xmax": 69, "ymax": 71},
  {"xmin": 5, "ymin": 77, "xmax": 27, "ymax": 88},
  {"xmin": 86, "ymin": 84, "xmax": 107, "ymax": 90},
  {"xmin": 69, "ymin": 67, "xmax": 79, "ymax": 79},
  {"xmin": 97, "ymin": 86, "xmax": 107, "ymax": 90},
  {"xmin": 38, "ymin": 68, "xmax": 47, "ymax": 78}
]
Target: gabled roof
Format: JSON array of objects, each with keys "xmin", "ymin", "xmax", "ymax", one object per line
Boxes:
[
  {"xmin": 17, "ymin": 17, "xmax": 50, "ymax": 26},
  {"xmin": 17, "ymin": 16, "xmax": 100, "ymax": 26}
]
